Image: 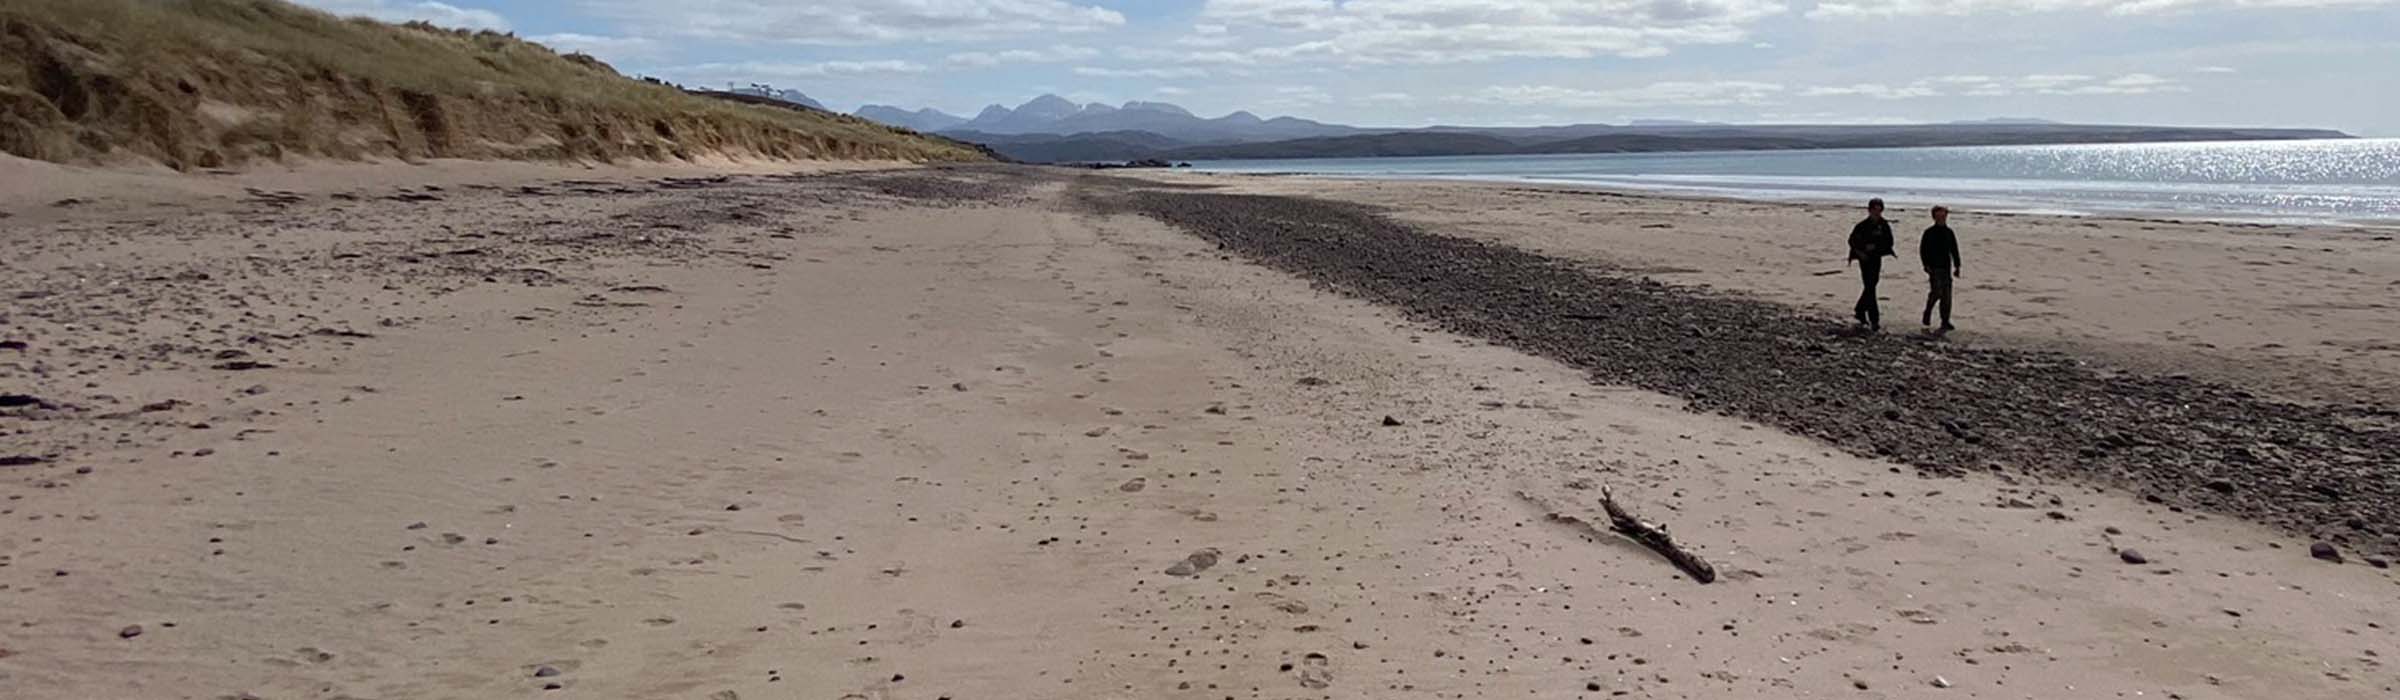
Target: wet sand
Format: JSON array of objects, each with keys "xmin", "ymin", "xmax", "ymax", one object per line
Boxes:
[{"xmin": 3, "ymin": 163, "xmax": 2395, "ymax": 699}]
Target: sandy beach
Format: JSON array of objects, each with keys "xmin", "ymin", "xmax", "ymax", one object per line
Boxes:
[
  {"xmin": 1134, "ymin": 173, "xmax": 2400, "ymax": 406},
  {"xmin": 5, "ymin": 160, "xmax": 2397, "ymax": 700}
]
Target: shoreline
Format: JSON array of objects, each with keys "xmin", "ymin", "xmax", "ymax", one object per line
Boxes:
[
  {"xmin": 1124, "ymin": 168, "xmax": 2400, "ymax": 407},
  {"xmin": 1182, "ymin": 150, "xmax": 2400, "ymax": 230},
  {"xmin": 1085, "ymin": 175, "xmax": 2400, "ymax": 559}
]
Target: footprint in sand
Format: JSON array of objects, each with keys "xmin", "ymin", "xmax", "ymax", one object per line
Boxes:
[
  {"xmin": 528, "ymin": 659, "xmax": 582, "ymax": 677},
  {"xmin": 1256, "ymin": 592, "xmax": 1310, "ymax": 614},
  {"xmin": 1164, "ymin": 548, "xmax": 1220, "ymax": 576},
  {"xmin": 1297, "ymin": 652, "xmax": 1333, "ymax": 689}
]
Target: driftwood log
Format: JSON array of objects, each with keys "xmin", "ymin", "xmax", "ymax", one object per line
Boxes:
[
  {"xmin": 1520, "ymin": 488, "xmax": 1717, "ymax": 584},
  {"xmin": 1598, "ymin": 487, "xmax": 1717, "ymax": 584}
]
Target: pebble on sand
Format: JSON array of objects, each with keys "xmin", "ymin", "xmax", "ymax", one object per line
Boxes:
[
  {"xmin": 2118, "ymin": 549, "xmax": 2148, "ymax": 565},
  {"xmin": 118, "ymin": 625, "xmax": 143, "ymax": 639},
  {"xmin": 2309, "ymin": 541, "xmax": 2343, "ymax": 563}
]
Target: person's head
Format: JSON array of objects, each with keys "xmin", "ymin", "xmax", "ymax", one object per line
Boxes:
[
  {"xmin": 1867, "ymin": 198, "xmax": 1885, "ymax": 216},
  {"xmin": 1931, "ymin": 205, "xmax": 1949, "ymax": 224}
]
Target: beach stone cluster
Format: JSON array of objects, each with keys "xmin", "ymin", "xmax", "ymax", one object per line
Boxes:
[{"xmin": 1084, "ymin": 180, "xmax": 2400, "ymax": 558}]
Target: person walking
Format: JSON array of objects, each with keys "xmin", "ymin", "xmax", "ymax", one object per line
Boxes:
[
  {"xmin": 1847, "ymin": 198, "xmax": 1896, "ymax": 330},
  {"xmin": 1920, "ymin": 206, "xmax": 1963, "ymax": 331}
]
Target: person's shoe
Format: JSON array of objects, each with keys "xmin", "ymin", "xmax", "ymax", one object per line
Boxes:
[
  {"xmin": 1922, "ymin": 312, "xmax": 1933, "ymax": 326},
  {"xmin": 1940, "ymin": 322, "xmax": 1956, "ymax": 332}
]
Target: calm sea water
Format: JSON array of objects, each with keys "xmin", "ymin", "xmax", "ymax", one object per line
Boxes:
[{"xmin": 1192, "ymin": 139, "xmax": 2400, "ymax": 225}]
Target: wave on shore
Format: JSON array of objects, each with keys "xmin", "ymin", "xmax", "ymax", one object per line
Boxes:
[{"xmin": 1193, "ymin": 139, "xmax": 2400, "ymax": 226}]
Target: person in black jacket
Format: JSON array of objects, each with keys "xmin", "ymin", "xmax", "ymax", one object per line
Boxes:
[
  {"xmin": 1920, "ymin": 206, "xmax": 1963, "ymax": 331},
  {"xmin": 1846, "ymin": 198, "xmax": 1895, "ymax": 330}
]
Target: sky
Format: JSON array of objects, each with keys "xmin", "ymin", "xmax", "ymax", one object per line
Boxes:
[{"xmin": 298, "ymin": 0, "xmax": 2400, "ymax": 135}]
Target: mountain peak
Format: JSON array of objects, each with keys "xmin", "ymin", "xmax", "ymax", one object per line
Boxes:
[
  {"xmin": 1079, "ymin": 102, "xmax": 1119, "ymax": 115},
  {"xmin": 1219, "ymin": 110, "xmax": 1262, "ymax": 124},
  {"xmin": 857, "ymin": 104, "xmax": 969, "ymax": 132},
  {"xmin": 1122, "ymin": 100, "xmax": 1195, "ymax": 117},
  {"xmin": 1016, "ymin": 94, "xmax": 1081, "ymax": 116},
  {"xmin": 973, "ymin": 104, "xmax": 1013, "ymax": 120}
]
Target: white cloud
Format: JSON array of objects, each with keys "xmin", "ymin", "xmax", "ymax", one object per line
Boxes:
[
  {"xmin": 1178, "ymin": 23, "xmax": 1240, "ymax": 47},
  {"xmin": 947, "ymin": 46, "xmax": 1100, "ymax": 67},
  {"xmin": 527, "ymin": 33, "xmax": 662, "ymax": 62},
  {"xmin": 1810, "ymin": 0, "xmax": 2396, "ymax": 18},
  {"xmin": 1449, "ymin": 72, "xmax": 2187, "ymax": 111},
  {"xmin": 2195, "ymin": 65, "xmax": 2241, "ymax": 73},
  {"xmin": 1177, "ymin": 0, "xmax": 1791, "ymax": 64},
  {"xmin": 1264, "ymin": 85, "xmax": 1335, "ymax": 107},
  {"xmin": 1802, "ymin": 83, "xmax": 1943, "ymax": 99},
  {"xmin": 1458, "ymin": 81, "xmax": 1789, "ymax": 108},
  {"xmin": 2016, "ymin": 74, "xmax": 2095, "ymax": 91},
  {"xmin": 1155, "ymin": 86, "xmax": 1194, "ymax": 96},
  {"xmin": 587, "ymin": 0, "xmax": 1125, "ymax": 44},
  {"xmin": 2053, "ymin": 72, "xmax": 2188, "ymax": 94},
  {"xmin": 1363, "ymin": 92, "xmax": 1414, "ymax": 102},
  {"xmin": 662, "ymin": 60, "xmax": 930, "ymax": 84},
  {"xmin": 1797, "ymin": 73, "xmax": 2186, "ymax": 98},
  {"xmin": 1073, "ymin": 66, "xmax": 1211, "ymax": 78},
  {"xmin": 293, "ymin": 0, "xmax": 508, "ymax": 30}
]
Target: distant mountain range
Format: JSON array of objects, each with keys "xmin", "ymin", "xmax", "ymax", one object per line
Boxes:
[
  {"xmin": 849, "ymin": 94, "xmax": 2351, "ymax": 163},
  {"xmin": 852, "ymin": 94, "xmax": 1358, "ymax": 144},
  {"xmin": 855, "ymin": 105, "xmax": 966, "ymax": 132}
]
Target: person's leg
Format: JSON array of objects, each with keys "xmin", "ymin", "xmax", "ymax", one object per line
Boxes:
[
  {"xmin": 1923, "ymin": 271, "xmax": 1938, "ymax": 327},
  {"xmin": 1854, "ymin": 264, "xmax": 1872, "ymax": 325},
  {"xmin": 1937, "ymin": 273, "xmax": 1954, "ymax": 329},
  {"xmin": 1860, "ymin": 259, "xmax": 1882, "ymax": 329},
  {"xmin": 1924, "ymin": 269, "xmax": 1946, "ymax": 327}
]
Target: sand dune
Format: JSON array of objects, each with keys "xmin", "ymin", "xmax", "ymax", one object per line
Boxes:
[{"xmin": 0, "ymin": 0, "xmax": 986, "ymax": 170}]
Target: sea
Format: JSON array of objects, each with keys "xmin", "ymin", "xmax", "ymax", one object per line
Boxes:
[{"xmin": 1190, "ymin": 138, "xmax": 2400, "ymax": 226}]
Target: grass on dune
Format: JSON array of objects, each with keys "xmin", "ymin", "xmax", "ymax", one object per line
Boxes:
[{"xmin": 0, "ymin": 0, "xmax": 989, "ymax": 168}]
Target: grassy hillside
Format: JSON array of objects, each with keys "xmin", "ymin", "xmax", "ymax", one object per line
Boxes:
[{"xmin": 0, "ymin": 0, "xmax": 988, "ymax": 169}]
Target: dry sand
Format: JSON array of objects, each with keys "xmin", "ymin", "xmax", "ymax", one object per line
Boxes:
[
  {"xmin": 0, "ymin": 155, "xmax": 910, "ymax": 226},
  {"xmin": 2, "ymin": 162, "xmax": 2395, "ymax": 700}
]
